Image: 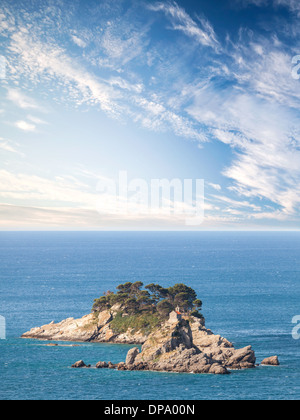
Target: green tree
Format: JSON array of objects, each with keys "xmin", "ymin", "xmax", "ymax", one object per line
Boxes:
[
  {"xmin": 125, "ymin": 298, "xmax": 139, "ymax": 314},
  {"xmin": 145, "ymin": 283, "xmax": 168, "ymax": 303},
  {"xmin": 168, "ymin": 284, "xmax": 197, "ymax": 311},
  {"xmin": 157, "ymin": 300, "xmax": 174, "ymax": 318},
  {"xmin": 130, "ymin": 281, "xmax": 144, "ymax": 295},
  {"xmin": 117, "ymin": 282, "xmax": 133, "ymax": 294},
  {"xmin": 92, "ymin": 281, "xmax": 203, "ymax": 320}
]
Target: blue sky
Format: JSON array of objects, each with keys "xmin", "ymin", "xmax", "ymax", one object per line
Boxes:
[{"xmin": 0, "ymin": 0, "xmax": 300, "ymax": 230}]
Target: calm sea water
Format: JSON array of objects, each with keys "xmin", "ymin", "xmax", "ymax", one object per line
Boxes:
[{"xmin": 0, "ymin": 231, "xmax": 299, "ymax": 400}]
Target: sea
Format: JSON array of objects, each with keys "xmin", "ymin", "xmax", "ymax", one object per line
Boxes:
[{"xmin": 0, "ymin": 231, "xmax": 299, "ymax": 400}]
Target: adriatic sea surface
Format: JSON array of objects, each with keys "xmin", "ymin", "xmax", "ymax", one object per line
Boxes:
[{"xmin": 0, "ymin": 231, "xmax": 299, "ymax": 400}]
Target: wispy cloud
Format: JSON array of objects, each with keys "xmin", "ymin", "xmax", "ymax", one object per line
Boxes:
[
  {"xmin": 8, "ymin": 31, "xmax": 118, "ymax": 115},
  {"xmin": 3, "ymin": 4, "xmax": 205, "ymax": 141},
  {"xmin": 148, "ymin": 1, "xmax": 220, "ymax": 51},
  {"xmin": 207, "ymin": 182, "xmax": 222, "ymax": 191},
  {"xmin": 0, "ymin": 137, "xmax": 23, "ymax": 155},
  {"xmin": 26, "ymin": 115, "xmax": 48, "ymax": 125},
  {"xmin": 232, "ymin": 0, "xmax": 300, "ymax": 16},
  {"xmin": 7, "ymin": 89, "xmax": 40, "ymax": 110}
]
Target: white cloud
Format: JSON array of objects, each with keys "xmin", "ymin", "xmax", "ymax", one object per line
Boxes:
[
  {"xmin": 3, "ymin": 3, "xmax": 208, "ymax": 143},
  {"xmin": 8, "ymin": 30, "xmax": 118, "ymax": 115},
  {"xmin": 100, "ymin": 24, "xmax": 149, "ymax": 66},
  {"xmin": 7, "ymin": 89, "xmax": 39, "ymax": 110},
  {"xmin": 212, "ymin": 195, "xmax": 262, "ymax": 212},
  {"xmin": 0, "ymin": 137, "xmax": 23, "ymax": 155},
  {"xmin": 71, "ymin": 35, "xmax": 87, "ymax": 48},
  {"xmin": 207, "ymin": 182, "xmax": 221, "ymax": 191},
  {"xmin": 15, "ymin": 120, "xmax": 36, "ymax": 132},
  {"xmin": 27, "ymin": 115, "xmax": 48, "ymax": 125},
  {"xmin": 0, "ymin": 169, "xmax": 206, "ymax": 228}
]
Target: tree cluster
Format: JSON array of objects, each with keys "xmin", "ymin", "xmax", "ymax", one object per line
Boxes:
[{"xmin": 92, "ymin": 282, "xmax": 203, "ymax": 319}]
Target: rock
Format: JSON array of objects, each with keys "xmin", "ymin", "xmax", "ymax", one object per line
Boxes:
[
  {"xmin": 125, "ymin": 347, "xmax": 140, "ymax": 365},
  {"xmin": 209, "ymin": 364, "xmax": 228, "ymax": 375},
  {"xmin": 96, "ymin": 361, "xmax": 108, "ymax": 369},
  {"xmin": 117, "ymin": 363, "xmax": 127, "ymax": 371},
  {"xmin": 226, "ymin": 346, "xmax": 256, "ymax": 370},
  {"xmin": 108, "ymin": 362, "xmax": 118, "ymax": 369},
  {"xmin": 71, "ymin": 360, "xmax": 90, "ymax": 368},
  {"xmin": 261, "ymin": 356, "xmax": 280, "ymax": 366},
  {"xmin": 129, "ymin": 314, "xmax": 257, "ymax": 374},
  {"xmin": 131, "ymin": 318, "xmax": 231, "ymax": 375},
  {"xmin": 22, "ymin": 305, "xmax": 148, "ymax": 345},
  {"xmin": 132, "ymin": 362, "xmax": 148, "ymax": 371},
  {"xmin": 23, "ymin": 305, "xmax": 260, "ymax": 375}
]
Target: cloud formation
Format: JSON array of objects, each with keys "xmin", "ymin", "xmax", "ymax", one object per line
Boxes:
[{"xmin": 0, "ymin": 0, "xmax": 300, "ymax": 228}]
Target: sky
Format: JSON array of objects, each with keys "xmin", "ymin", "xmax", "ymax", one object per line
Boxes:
[{"xmin": 0, "ymin": 0, "xmax": 300, "ymax": 230}]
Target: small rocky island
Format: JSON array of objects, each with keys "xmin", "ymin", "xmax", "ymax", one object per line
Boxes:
[{"xmin": 22, "ymin": 282, "xmax": 278, "ymax": 375}]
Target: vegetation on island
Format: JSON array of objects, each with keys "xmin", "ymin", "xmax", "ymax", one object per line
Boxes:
[{"xmin": 92, "ymin": 282, "xmax": 203, "ymax": 334}]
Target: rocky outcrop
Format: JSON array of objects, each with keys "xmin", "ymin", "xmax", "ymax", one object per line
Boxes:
[
  {"xmin": 22, "ymin": 314, "xmax": 101, "ymax": 342},
  {"xmin": 261, "ymin": 356, "xmax": 280, "ymax": 366},
  {"xmin": 125, "ymin": 312, "xmax": 255, "ymax": 374},
  {"xmin": 74, "ymin": 311, "xmax": 256, "ymax": 375},
  {"xmin": 22, "ymin": 305, "xmax": 148, "ymax": 344},
  {"xmin": 24, "ymin": 306, "xmax": 261, "ymax": 375},
  {"xmin": 126, "ymin": 347, "xmax": 140, "ymax": 365}
]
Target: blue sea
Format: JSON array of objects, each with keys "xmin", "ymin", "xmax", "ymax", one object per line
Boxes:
[{"xmin": 0, "ymin": 231, "xmax": 299, "ymax": 400}]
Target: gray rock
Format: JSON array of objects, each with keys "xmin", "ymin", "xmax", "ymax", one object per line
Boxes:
[{"xmin": 126, "ymin": 347, "xmax": 140, "ymax": 365}]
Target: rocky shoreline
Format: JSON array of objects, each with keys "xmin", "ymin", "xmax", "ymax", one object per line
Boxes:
[
  {"xmin": 22, "ymin": 306, "xmax": 148, "ymax": 344},
  {"xmin": 22, "ymin": 306, "xmax": 279, "ymax": 375}
]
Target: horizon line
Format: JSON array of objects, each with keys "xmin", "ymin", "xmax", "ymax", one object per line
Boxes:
[{"xmin": 1, "ymin": 229, "xmax": 300, "ymax": 233}]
